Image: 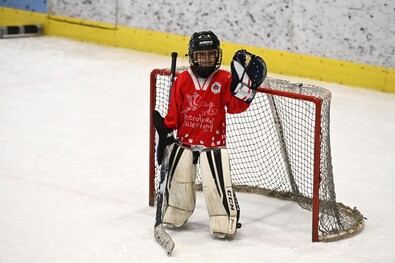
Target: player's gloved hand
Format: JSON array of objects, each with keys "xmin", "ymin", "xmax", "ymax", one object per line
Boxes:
[
  {"xmin": 153, "ymin": 110, "xmax": 174, "ymax": 165},
  {"xmin": 230, "ymin": 49, "xmax": 267, "ymax": 103}
]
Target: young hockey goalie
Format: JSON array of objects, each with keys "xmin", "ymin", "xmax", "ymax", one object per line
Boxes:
[{"xmin": 154, "ymin": 31, "xmax": 267, "ymax": 238}]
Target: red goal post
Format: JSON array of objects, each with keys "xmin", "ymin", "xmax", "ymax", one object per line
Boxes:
[{"xmin": 149, "ymin": 67, "xmax": 364, "ymax": 242}]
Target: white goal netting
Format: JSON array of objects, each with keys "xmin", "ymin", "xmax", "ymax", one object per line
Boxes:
[{"xmin": 149, "ymin": 68, "xmax": 364, "ymax": 241}]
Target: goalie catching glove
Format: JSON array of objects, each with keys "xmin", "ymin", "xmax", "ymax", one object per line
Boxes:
[
  {"xmin": 230, "ymin": 49, "xmax": 267, "ymax": 103},
  {"xmin": 153, "ymin": 110, "xmax": 174, "ymax": 165}
]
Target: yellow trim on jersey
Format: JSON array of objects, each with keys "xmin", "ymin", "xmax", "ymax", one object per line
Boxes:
[{"xmin": 1, "ymin": 7, "xmax": 394, "ymax": 93}]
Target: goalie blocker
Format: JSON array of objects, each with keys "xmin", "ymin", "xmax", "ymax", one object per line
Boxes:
[{"xmin": 230, "ymin": 49, "xmax": 267, "ymax": 103}]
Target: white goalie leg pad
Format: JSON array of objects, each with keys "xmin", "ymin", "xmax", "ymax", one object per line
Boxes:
[
  {"xmin": 200, "ymin": 148, "xmax": 239, "ymax": 237},
  {"xmin": 163, "ymin": 144, "xmax": 196, "ymax": 227}
]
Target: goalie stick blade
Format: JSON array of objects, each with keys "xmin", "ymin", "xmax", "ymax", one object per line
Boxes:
[{"xmin": 154, "ymin": 224, "xmax": 175, "ymax": 255}]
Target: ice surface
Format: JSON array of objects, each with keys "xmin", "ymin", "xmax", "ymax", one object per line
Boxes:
[{"xmin": 1, "ymin": 37, "xmax": 394, "ymax": 262}]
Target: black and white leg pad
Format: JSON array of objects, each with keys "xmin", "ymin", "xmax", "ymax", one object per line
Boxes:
[
  {"xmin": 163, "ymin": 144, "xmax": 197, "ymax": 227},
  {"xmin": 200, "ymin": 148, "xmax": 240, "ymax": 237}
]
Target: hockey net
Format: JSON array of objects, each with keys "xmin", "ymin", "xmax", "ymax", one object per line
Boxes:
[{"xmin": 149, "ymin": 67, "xmax": 364, "ymax": 242}]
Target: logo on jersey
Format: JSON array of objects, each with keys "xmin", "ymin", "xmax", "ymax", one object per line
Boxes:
[
  {"xmin": 211, "ymin": 82, "xmax": 221, "ymax": 94},
  {"xmin": 183, "ymin": 92, "xmax": 217, "ymax": 116},
  {"xmin": 182, "ymin": 92, "xmax": 217, "ymax": 133}
]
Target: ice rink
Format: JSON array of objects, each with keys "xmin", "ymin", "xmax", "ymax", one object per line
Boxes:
[{"xmin": 1, "ymin": 36, "xmax": 394, "ymax": 262}]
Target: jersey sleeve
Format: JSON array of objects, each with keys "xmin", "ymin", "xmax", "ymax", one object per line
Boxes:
[{"xmin": 164, "ymin": 74, "xmax": 183, "ymax": 130}]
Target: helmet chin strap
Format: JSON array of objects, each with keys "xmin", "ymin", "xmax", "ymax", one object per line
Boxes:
[{"xmin": 193, "ymin": 65, "xmax": 216, "ymax": 78}]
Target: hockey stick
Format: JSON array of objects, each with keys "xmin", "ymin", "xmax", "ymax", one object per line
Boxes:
[
  {"xmin": 154, "ymin": 52, "xmax": 178, "ymax": 256},
  {"xmin": 169, "ymin": 52, "xmax": 178, "ymax": 98}
]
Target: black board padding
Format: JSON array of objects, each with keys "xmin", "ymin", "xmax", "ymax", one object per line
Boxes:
[{"xmin": 0, "ymin": 25, "xmax": 43, "ymax": 38}]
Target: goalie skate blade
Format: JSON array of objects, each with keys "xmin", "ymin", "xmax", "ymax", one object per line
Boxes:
[
  {"xmin": 213, "ymin": 232, "xmax": 226, "ymax": 239},
  {"xmin": 154, "ymin": 225, "xmax": 175, "ymax": 255}
]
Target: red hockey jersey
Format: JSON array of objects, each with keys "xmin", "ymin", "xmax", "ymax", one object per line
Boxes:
[{"xmin": 164, "ymin": 67, "xmax": 250, "ymax": 148}]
